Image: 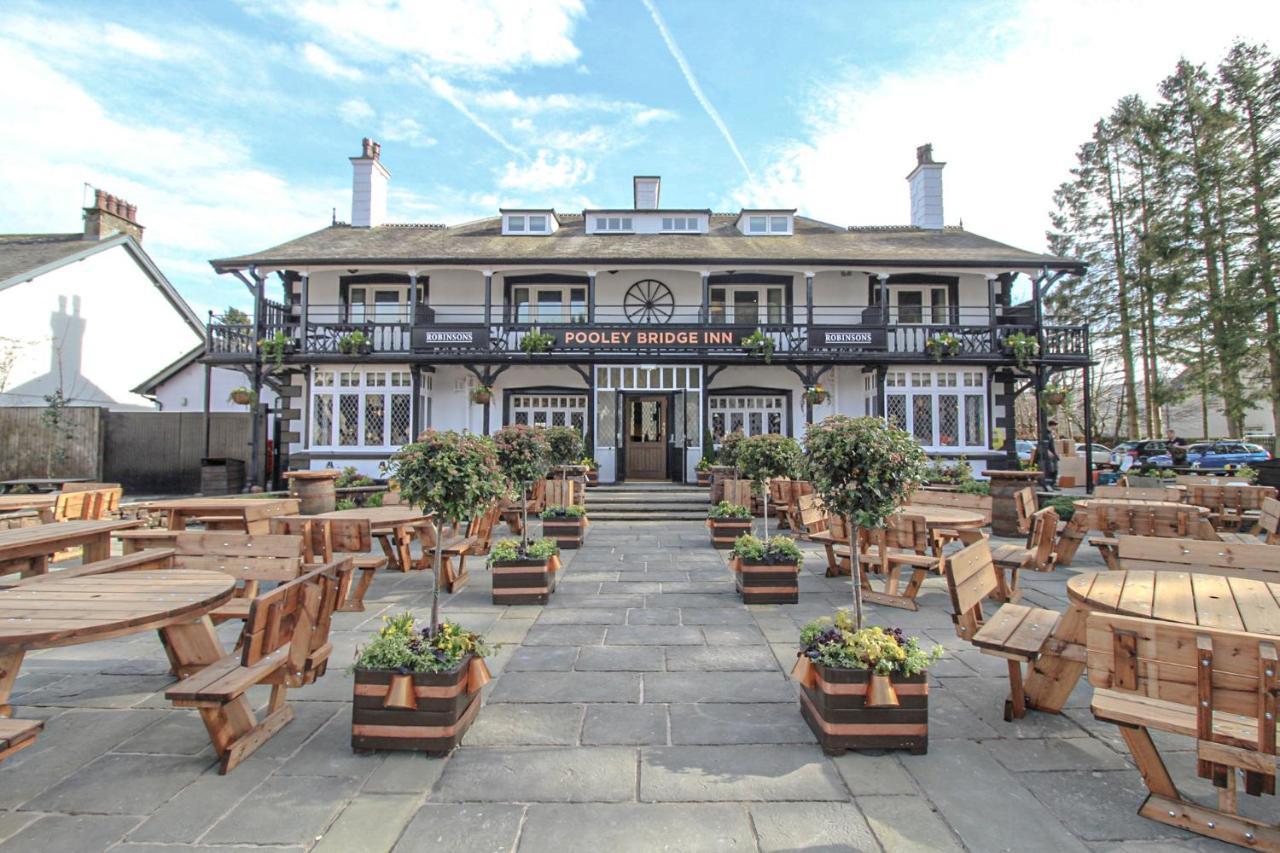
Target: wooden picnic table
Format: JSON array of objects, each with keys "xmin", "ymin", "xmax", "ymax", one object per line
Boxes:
[
  {"xmin": 0, "ymin": 568, "xmax": 236, "ymax": 730},
  {"xmin": 147, "ymin": 497, "xmax": 298, "ymax": 535},
  {"xmin": 0, "ymin": 478, "xmax": 89, "ymax": 494},
  {"xmin": 0, "ymin": 519, "xmax": 142, "ymax": 581},
  {"xmin": 1020, "ymin": 568, "xmax": 1280, "ymax": 715},
  {"xmin": 0, "ymin": 495, "xmax": 57, "ymax": 513},
  {"xmin": 307, "ymin": 506, "xmax": 433, "ymax": 572},
  {"xmin": 897, "ymin": 504, "xmax": 987, "ymax": 535}
]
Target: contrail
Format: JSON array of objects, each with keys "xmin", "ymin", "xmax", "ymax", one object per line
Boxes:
[
  {"xmin": 422, "ymin": 72, "xmax": 525, "ymax": 159},
  {"xmin": 641, "ymin": 0, "xmax": 755, "ymax": 184}
]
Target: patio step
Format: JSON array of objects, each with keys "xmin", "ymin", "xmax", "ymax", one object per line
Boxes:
[{"xmin": 586, "ymin": 483, "xmax": 710, "ymax": 521}]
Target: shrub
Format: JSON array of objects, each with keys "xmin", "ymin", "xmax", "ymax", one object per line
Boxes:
[
  {"xmin": 539, "ymin": 504, "xmax": 584, "ymax": 519},
  {"xmin": 364, "ymin": 492, "xmax": 384, "ymax": 508},
  {"xmin": 956, "ymin": 479, "xmax": 991, "ymax": 497},
  {"xmin": 717, "ymin": 429, "xmax": 747, "ymax": 469},
  {"xmin": 383, "ymin": 430, "xmax": 507, "ymax": 634},
  {"xmin": 519, "ymin": 327, "xmax": 555, "ymax": 354},
  {"xmin": 489, "ymin": 537, "xmax": 559, "ymax": 563},
  {"xmin": 545, "ymin": 426, "xmax": 584, "ymax": 468},
  {"xmin": 804, "ymin": 415, "xmax": 928, "ymax": 628},
  {"xmin": 730, "ymin": 533, "xmax": 803, "ymax": 565},
  {"xmin": 335, "ymin": 466, "xmax": 374, "ymax": 488},
  {"xmin": 335, "ymin": 498, "xmax": 356, "ymax": 510},
  {"xmin": 708, "ymin": 500, "xmax": 752, "ymax": 520},
  {"xmin": 799, "ymin": 612, "xmax": 942, "ymax": 676},
  {"xmin": 1045, "ymin": 495, "xmax": 1080, "ymax": 521},
  {"xmin": 355, "ymin": 612, "xmax": 489, "ymax": 674}
]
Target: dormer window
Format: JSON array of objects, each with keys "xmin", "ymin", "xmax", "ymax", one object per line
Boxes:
[
  {"xmin": 770, "ymin": 215, "xmax": 789, "ymax": 233},
  {"xmin": 528, "ymin": 215, "xmax": 547, "ymax": 232},
  {"xmin": 502, "ymin": 211, "xmax": 556, "ymax": 235},
  {"xmin": 596, "ymin": 216, "xmax": 633, "ymax": 232},
  {"xmin": 748, "ymin": 216, "xmax": 767, "ymax": 233},
  {"xmin": 661, "ymin": 216, "xmax": 699, "ymax": 232},
  {"xmin": 737, "ymin": 209, "xmax": 795, "ymax": 235},
  {"xmin": 508, "ymin": 216, "xmax": 526, "ymax": 232}
]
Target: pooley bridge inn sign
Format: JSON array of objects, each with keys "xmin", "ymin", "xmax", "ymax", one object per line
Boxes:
[{"xmin": 411, "ymin": 323, "xmax": 890, "ymax": 354}]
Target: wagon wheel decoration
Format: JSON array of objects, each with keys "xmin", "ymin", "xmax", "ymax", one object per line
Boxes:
[{"xmin": 623, "ymin": 279, "xmax": 675, "ymax": 324}]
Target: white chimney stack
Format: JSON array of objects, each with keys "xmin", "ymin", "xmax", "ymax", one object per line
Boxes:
[
  {"xmin": 350, "ymin": 137, "xmax": 389, "ymax": 227},
  {"xmin": 906, "ymin": 143, "xmax": 945, "ymax": 230},
  {"xmin": 633, "ymin": 176, "xmax": 660, "ymax": 210}
]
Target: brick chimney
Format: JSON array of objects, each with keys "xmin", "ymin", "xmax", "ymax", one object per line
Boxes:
[
  {"xmin": 906, "ymin": 144, "xmax": 945, "ymax": 230},
  {"xmin": 350, "ymin": 137, "xmax": 389, "ymax": 228},
  {"xmin": 83, "ymin": 189, "xmax": 144, "ymax": 242}
]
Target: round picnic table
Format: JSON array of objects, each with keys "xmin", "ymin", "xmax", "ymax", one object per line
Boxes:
[
  {"xmin": 898, "ymin": 505, "xmax": 987, "ymax": 531},
  {"xmin": 0, "ymin": 569, "xmax": 236, "ymax": 718},
  {"xmin": 307, "ymin": 506, "xmax": 433, "ymax": 572},
  {"xmin": 1068, "ymin": 569, "xmax": 1280, "ymax": 635}
]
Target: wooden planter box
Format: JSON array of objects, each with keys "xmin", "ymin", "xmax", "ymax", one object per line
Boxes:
[
  {"xmin": 492, "ymin": 557, "xmax": 557, "ymax": 605},
  {"xmin": 585, "ymin": 469, "xmax": 599, "ymax": 486},
  {"xmin": 797, "ymin": 661, "xmax": 928, "ymax": 755},
  {"xmin": 734, "ymin": 558, "xmax": 799, "ymax": 604},
  {"xmin": 542, "ymin": 515, "xmax": 586, "ymax": 549},
  {"xmin": 697, "ymin": 469, "xmax": 711, "ymax": 486},
  {"xmin": 351, "ymin": 657, "xmax": 486, "ymax": 754},
  {"xmin": 707, "ymin": 517, "xmax": 752, "ymax": 549}
]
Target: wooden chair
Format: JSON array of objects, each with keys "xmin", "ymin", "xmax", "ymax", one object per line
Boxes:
[
  {"xmin": 782, "ymin": 481, "xmax": 814, "ymax": 532},
  {"xmin": 1086, "ymin": 502, "xmax": 1220, "ymax": 570},
  {"xmin": 168, "ymin": 533, "xmax": 312, "ymax": 628},
  {"xmin": 465, "ymin": 503, "xmax": 502, "ymax": 556},
  {"xmin": 793, "ymin": 493, "xmax": 829, "ymax": 540},
  {"xmin": 53, "ymin": 490, "xmax": 95, "ymax": 521},
  {"xmin": 1186, "ymin": 483, "xmax": 1278, "ymax": 532},
  {"xmin": 165, "ymin": 560, "xmax": 351, "ymax": 774},
  {"xmin": 943, "ymin": 539, "xmax": 1062, "ymax": 720},
  {"xmin": 1013, "ymin": 486, "xmax": 1038, "ymax": 535},
  {"xmin": 854, "ymin": 513, "xmax": 942, "ymax": 612},
  {"xmin": 1259, "ymin": 497, "xmax": 1280, "ymax": 545},
  {"xmin": 269, "ymin": 517, "xmax": 388, "ymax": 611},
  {"xmin": 720, "ymin": 479, "xmax": 754, "ymax": 510},
  {"xmin": 1114, "ymin": 535, "xmax": 1280, "ymax": 582},
  {"xmin": 116, "ymin": 529, "xmax": 182, "ymax": 554},
  {"xmin": 988, "ymin": 507, "xmax": 1060, "ymax": 602},
  {"xmin": 1087, "ymin": 612, "xmax": 1280, "ymax": 848},
  {"xmin": 1094, "ymin": 485, "xmax": 1184, "ymax": 503}
]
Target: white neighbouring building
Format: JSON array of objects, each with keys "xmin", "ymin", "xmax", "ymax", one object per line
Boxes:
[{"xmin": 206, "ymin": 139, "xmax": 1091, "ymax": 484}]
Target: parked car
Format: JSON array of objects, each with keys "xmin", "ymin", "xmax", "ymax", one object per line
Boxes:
[
  {"xmin": 1146, "ymin": 441, "xmax": 1271, "ymax": 469},
  {"xmin": 1016, "ymin": 440, "xmax": 1035, "ymax": 462},
  {"xmin": 1076, "ymin": 443, "xmax": 1111, "ymax": 466},
  {"xmin": 1111, "ymin": 440, "xmax": 1169, "ymax": 467}
]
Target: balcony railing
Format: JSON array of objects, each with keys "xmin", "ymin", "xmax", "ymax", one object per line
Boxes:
[{"xmin": 207, "ymin": 303, "xmax": 1089, "ymax": 361}]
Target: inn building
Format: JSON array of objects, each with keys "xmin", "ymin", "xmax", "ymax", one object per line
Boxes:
[{"xmin": 206, "ymin": 139, "xmax": 1091, "ymax": 486}]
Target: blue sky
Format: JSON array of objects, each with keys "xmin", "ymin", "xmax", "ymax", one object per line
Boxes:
[{"xmin": 1, "ymin": 0, "xmax": 1277, "ymax": 316}]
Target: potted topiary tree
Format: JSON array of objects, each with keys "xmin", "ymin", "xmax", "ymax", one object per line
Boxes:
[
  {"xmin": 493, "ymin": 425, "xmax": 551, "ymax": 549},
  {"xmin": 736, "ymin": 433, "xmax": 803, "ymax": 538},
  {"xmin": 796, "ymin": 415, "xmax": 937, "ymax": 754},
  {"xmin": 545, "ymin": 425, "xmax": 585, "ymax": 481},
  {"xmin": 728, "ymin": 533, "xmax": 803, "ymax": 603},
  {"xmin": 710, "ymin": 429, "xmax": 746, "ymax": 502},
  {"xmin": 362, "ymin": 430, "xmax": 507, "ymax": 752},
  {"xmin": 492, "ymin": 426, "xmax": 561, "ymax": 604}
]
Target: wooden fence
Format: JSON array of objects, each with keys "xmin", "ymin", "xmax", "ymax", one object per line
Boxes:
[{"xmin": 0, "ymin": 407, "xmax": 261, "ymax": 493}]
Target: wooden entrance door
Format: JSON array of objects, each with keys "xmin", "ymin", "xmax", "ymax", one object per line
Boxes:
[{"xmin": 625, "ymin": 396, "xmax": 668, "ymax": 480}]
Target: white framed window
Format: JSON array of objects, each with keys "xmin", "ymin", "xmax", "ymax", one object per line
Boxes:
[
  {"xmin": 511, "ymin": 285, "xmax": 588, "ymax": 323},
  {"xmin": 528, "ymin": 215, "xmax": 547, "ymax": 232},
  {"xmin": 594, "ymin": 365, "xmax": 702, "ymax": 450},
  {"xmin": 890, "ymin": 286, "xmax": 950, "ymax": 324},
  {"xmin": 748, "ymin": 215, "xmax": 767, "ymax": 233},
  {"xmin": 709, "ymin": 394, "xmax": 785, "ymax": 439},
  {"xmin": 884, "ymin": 369, "xmax": 985, "ymax": 451},
  {"xmin": 661, "ymin": 216, "xmax": 699, "ymax": 232},
  {"xmin": 595, "ymin": 216, "xmax": 633, "ymax": 232},
  {"xmin": 311, "ymin": 368, "xmax": 413, "ymax": 449},
  {"xmin": 509, "ymin": 394, "xmax": 587, "ymax": 433},
  {"xmin": 769, "ymin": 215, "xmax": 790, "ymax": 232},
  {"xmin": 507, "ymin": 215, "xmax": 525, "ymax": 232},
  {"xmin": 709, "ymin": 285, "xmax": 785, "ymax": 325}
]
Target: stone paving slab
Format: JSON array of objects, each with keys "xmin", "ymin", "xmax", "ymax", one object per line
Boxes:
[{"xmin": 0, "ymin": 518, "xmax": 1234, "ymax": 852}]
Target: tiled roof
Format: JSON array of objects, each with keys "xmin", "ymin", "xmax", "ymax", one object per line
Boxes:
[
  {"xmin": 211, "ymin": 214, "xmax": 1080, "ymax": 272},
  {"xmin": 0, "ymin": 233, "xmax": 96, "ymax": 285}
]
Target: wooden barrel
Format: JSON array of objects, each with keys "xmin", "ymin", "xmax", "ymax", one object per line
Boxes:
[
  {"xmin": 983, "ymin": 470, "xmax": 1042, "ymax": 537},
  {"xmin": 284, "ymin": 470, "xmax": 341, "ymax": 515}
]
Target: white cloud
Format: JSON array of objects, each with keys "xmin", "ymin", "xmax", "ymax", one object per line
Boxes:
[
  {"xmin": 338, "ymin": 97, "xmax": 375, "ymax": 125},
  {"xmin": 417, "ymin": 71, "xmax": 523, "ymax": 157},
  {"xmin": 633, "ymin": 107, "xmax": 676, "ymax": 127},
  {"xmin": 498, "ymin": 151, "xmax": 594, "ymax": 193},
  {"xmin": 641, "ymin": 0, "xmax": 753, "ymax": 184},
  {"xmin": 301, "ymin": 42, "xmax": 363, "ymax": 81},
  {"xmin": 2, "ymin": 14, "xmax": 193, "ymax": 63},
  {"xmin": 379, "ymin": 116, "xmax": 437, "ymax": 148},
  {"xmin": 733, "ymin": 0, "xmax": 1280, "ymax": 256},
  {"xmin": 246, "ymin": 0, "xmax": 585, "ymax": 74}
]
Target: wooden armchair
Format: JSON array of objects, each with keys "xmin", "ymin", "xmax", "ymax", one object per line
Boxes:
[
  {"xmin": 857, "ymin": 513, "xmax": 943, "ymax": 611},
  {"xmin": 793, "ymin": 493, "xmax": 828, "ymax": 540},
  {"xmin": 168, "ymin": 533, "xmax": 312, "ymax": 630},
  {"xmin": 1087, "ymin": 612, "xmax": 1280, "ymax": 847},
  {"xmin": 943, "ymin": 540, "xmax": 1062, "ymax": 720},
  {"xmin": 1013, "ymin": 486, "xmax": 1037, "ymax": 535},
  {"xmin": 989, "ymin": 507, "xmax": 1059, "ymax": 602},
  {"xmin": 269, "ymin": 517, "xmax": 388, "ymax": 611},
  {"xmin": 166, "ymin": 560, "xmax": 351, "ymax": 774}
]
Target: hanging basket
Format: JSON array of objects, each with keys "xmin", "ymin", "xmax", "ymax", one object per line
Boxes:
[
  {"xmin": 470, "ymin": 388, "xmax": 493, "ymax": 405},
  {"xmin": 1042, "ymin": 391, "xmax": 1067, "ymax": 408},
  {"xmin": 229, "ymin": 389, "xmax": 254, "ymax": 406}
]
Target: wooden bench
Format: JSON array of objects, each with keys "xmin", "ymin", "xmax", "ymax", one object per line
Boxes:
[
  {"xmin": 0, "ymin": 718, "xmax": 43, "ymax": 763},
  {"xmin": 718, "ymin": 479, "xmax": 754, "ymax": 511},
  {"xmin": 16, "ymin": 549, "xmax": 176, "ymax": 585},
  {"xmin": 908, "ymin": 489, "xmax": 992, "ymax": 549},
  {"xmin": 1187, "ymin": 483, "xmax": 1278, "ymax": 532},
  {"xmin": 115, "ymin": 529, "xmax": 182, "ymax": 554},
  {"xmin": 1087, "ymin": 612, "xmax": 1280, "ymax": 848},
  {"xmin": 1013, "ymin": 486, "xmax": 1037, "ymax": 536},
  {"xmin": 792, "ymin": 493, "xmax": 828, "ymax": 540},
  {"xmin": 1062, "ymin": 500, "xmax": 1216, "ymax": 567},
  {"xmin": 989, "ymin": 506, "xmax": 1059, "ymax": 601},
  {"xmin": 159, "ymin": 534, "xmax": 312, "ymax": 630},
  {"xmin": 464, "ymin": 503, "xmax": 502, "ymax": 557},
  {"xmin": 944, "ymin": 539, "xmax": 1062, "ymax": 720},
  {"xmin": 1114, "ymin": 535, "xmax": 1280, "ymax": 582},
  {"xmin": 501, "ymin": 480, "xmax": 546, "ymax": 535},
  {"xmin": 166, "ymin": 560, "xmax": 350, "ymax": 774},
  {"xmin": 856, "ymin": 513, "xmax": 943, "ymax": 611},
  {"xmin": 781, "ymin": 481, "xmax": 815, "ymax": 533},
  {"xmin": 1094, "ymin": 484, "xmax": 1185, "ymax": 503},
  {"xmin": 269, "ymin": 517, "xmax": 387, "ymax": 611}
]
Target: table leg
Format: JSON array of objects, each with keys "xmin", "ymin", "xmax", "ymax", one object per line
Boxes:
[
  {"xmin": 376, "ymin": 533, "xmax": 402, "ymax": 572},
  {"xmin": 1021, "ymin": 601, "xmax": 1090, "ymax": 714},
  {"xmin": 397, "ymin": 524, "xmax": 417, "ymax": 572},
  {"xmin": 82, "ymin": 533, "xmax": 111, "ymax": 564},
  {"xmin": 0, "ymin": 648, "xmax": 25, "ymax": 718}
]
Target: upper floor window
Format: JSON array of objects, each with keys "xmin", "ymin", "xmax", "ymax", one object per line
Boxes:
[
  {"xmin": 709, "ymin": 286, "xmax": 785, "ymax": 326},
  {"xmin": 511, "ymin": 285, "xmax": 587, "ymax": 324},
  {"xmin": 661, "ymin": 216, "xmax": 699, "ymax": 232},
  {"xmin": 596, "ymin": 216, "xmax": 634, "ymax": 232},
  {"xmin": 891, "ymin": 286, "xmax": 949, "ymax": 324},
  {"xmin": 748, "ymin": 216, "xmax": 767, "ymax": 233},
  {"xmin": 528, "ymin": 215, "xmax": 547, "ymax": 231},
  {"xmin": 505, "ymin": 214, "xmax": 550, "ymax": 234},
  {"xmin": 770, "ymin": 215, "xmax": 789, "ymax": 232}
]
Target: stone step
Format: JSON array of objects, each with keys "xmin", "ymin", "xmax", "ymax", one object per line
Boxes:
[
  {"xmin": 590, "ymin": 493, "xmax": 710, "ymax": 505},
  {"xmin": 590, "ymin": 510, "xmax": 709, "ymax": 521}
]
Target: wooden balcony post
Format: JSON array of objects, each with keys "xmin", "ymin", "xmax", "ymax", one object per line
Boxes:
[
  {"xmin": 700, "ymin": 271, "xmax": 710, "ymax": 323},
  {"xmin": 986, "ymin": 275, "xmax": 997, "ymax": 354},
  {"xmin": 587, "ymin": 271, "xmax": 596, "ymax": 323},
  {"xmin": 483, "ymin": 270, "xmax": 493, "ymax": 327},
  {"xmin": 299, "ymin": 271, "xmax": 309, "ymax": 353},
  {"xmin": 805, "ymin": 272, "xmax": 814, "ymax": 327}
]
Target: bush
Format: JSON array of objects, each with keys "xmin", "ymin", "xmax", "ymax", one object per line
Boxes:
[
  {"xmin": 489, "ymin": 537, "xmax": 559, "ymax": 563},
  {"xmin": 736, "ymin": 434, "xmax": 803, "ymax": 488},
  {"xmin": 799, "ymin": 612, "xmax": 942, "ymax": 675},
  {"xmin": 717, "ymin": 429, "xmax": 747, "ymax": 469},
  {"xmin": 355, "ymin": 612, "xmax": 489, "ymax": 674},
  {"xmin": 956, "ymin": 479, "xmax": 990, "ymax": 497},
  {"xmin": 1045, "ymin": 495, "xmax": 1080, "ymax": 521},
  {"xmin": 335, "ymin": 497, "xmax": 356, "ymax": 511},
  {"xmin": 539, "ymin": 504, "xmax": 584, "ymax": 519},
  {"xmin": 545, "ymin": 426, "xmax": 584, "ymax": 468},
  {"xmin": 335, "ymin": 466, "xmax": 374, "ymax": 488},
  {"xmin": 730, "ymin": 533, "xmax": 804, "ymax": 565},
  {"xmin": 708, "ymin": 500, "xmax": 752, "ymax": 520},
  {"xmin": 365, "ymin": 492, "xmax": 384, "ymax": 508}
]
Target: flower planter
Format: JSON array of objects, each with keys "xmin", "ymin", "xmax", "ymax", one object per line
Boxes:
[
  {"xmin": 351, "ymin": 654, "xmax": 491, "ymax": 754},
  {"xmin": 707, "ymin": 517, "xmax": 752, "ymax": 549},
  {"xmin": 542, "ymin": 515, "xmax": 586, "ymax": 549},
  {"xmin": 491, "ymin": 557, "xmax": 557, "ymax": 605},
  {"xmin": 793, "ymin": 659, "xmax": 928, "ymax": 755},
  {"xmin": 697, "ymin": 469, "xmax": 711, "ymax": 486},
  {"xmin": 734, "ymin": 558, "xmax": 799, "ymax": 604},
  {"xmin": 585, "ymin": 469, "xmax": 598, "ymax": 486}
]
